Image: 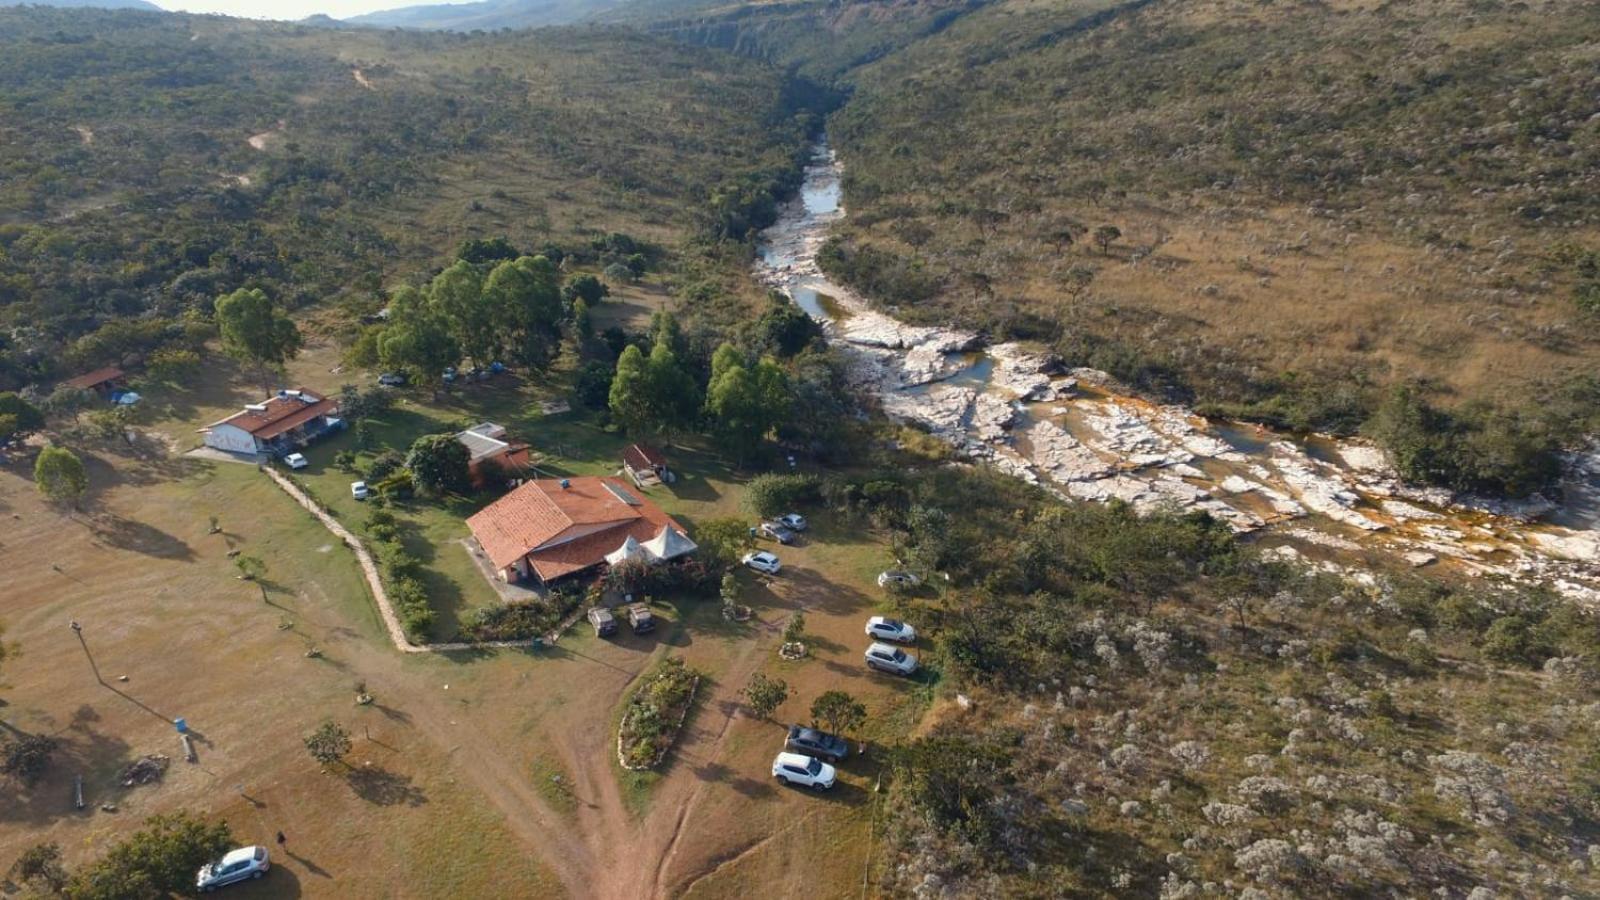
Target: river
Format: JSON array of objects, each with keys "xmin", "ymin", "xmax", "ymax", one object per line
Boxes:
[{"xmin": 755, "ymin": 141, "xmax": 1600, "ymax": 602}]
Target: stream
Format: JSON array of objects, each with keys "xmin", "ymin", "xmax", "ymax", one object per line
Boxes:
[{"xmin": 756, "ymin": 142, "xmax": 1600, "ymax": 603}]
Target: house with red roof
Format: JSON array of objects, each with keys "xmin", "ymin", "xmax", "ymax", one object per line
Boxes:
[
  {"xmin": 200, "ymin": 389, "xmax": 341, "ymax": 457},
  {"xmin": 466, "ymin": 476, "xmax": 697, "ymax": 585}
]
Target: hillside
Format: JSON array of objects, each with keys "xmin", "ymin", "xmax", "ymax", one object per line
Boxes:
[
  {"xmin": 345, "ymin": 0, "xmax": 625, "ymax": 30},
  {"xmin": 638, "ymin": 0, "xmax": 1600, "ymax": 481},
  {"xmin": 0, "ymin": 6, "xmax": 818, "ymax": 387},
  {"xmin": 821, "ymin": 0, "xmax": 1600, "ymax": 417}
]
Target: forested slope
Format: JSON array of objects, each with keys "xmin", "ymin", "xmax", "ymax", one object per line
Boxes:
[{"xmin": 0, "ymin": 7, "xmax": 818, "ymax": 387}]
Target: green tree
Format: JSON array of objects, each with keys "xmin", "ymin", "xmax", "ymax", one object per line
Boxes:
[
  {"xmin": 571, "ymin": 298, "xmax": 592, "ymax": 341},
  {"xmin": 66, "ymin": 812, "xmax": 233, "ymax": 900},
  {"xmin": 1, "ymin": 734, "xmax": 57, "ymax": 787},
  {"xmin": 650, "ymin": 309, "xmax": 684, "ymax": 358},
  {"xmin": 0, "ymin": 392, "xmax": 45, "ymax": 443},
  {"xmin": 378, "ymin": 286, "xmax": 459, "ymax": 388},
  {"xmin": 42, "ymin": 385, "xmax": 94, "ymax": 427},
  {"xmin": 304, "ymin": 720, "xmax": 353, "ymax": 767},
  {"xmin": 483, "ymin": 255, "xmax": 563, "ymax": 367},
  {"xmin": 810, "ymin": 690, "xmax": 867, "ymax": 737},
  {"xmin": 695, "ymin": 517, "xmax": 751, "ymax": 571},
  {"xmin": 706, "ymin": 350, "xmax": 790, "ymax": 462},
  {"xmin": 646, "ymin": 342, "xmax": 699, "ymax": 435},
  {"xmin": 34, "ymin": 445, "xmax": 87, "ymax": 508},
  {"xmin": 1093, "ymin": 225, "xmax": 1122, "ymax": 255},
  {"xmin": 8, "ymin": 842, "xmax": 68, "ymax": 895},
  {"xmin": 429, "ymin": 261, "xmax": 492, "ymax": 366},
  {"xmin": 456, "ymin": 235, "xmax": 521, "ymax": 265},
  {"xmin": 740, "ymin": 673, "xmax": 789, "ymax": 720},
  {"xmin": 608, "ymin": 345, "xmax": 654, "ymax": 434},
  {"xmin": 562, "ymin": 273, "xmax": 609, "ymax": 306},
  {"xmin": 214, "ymin": 288, "xmax": 301, "ymax": 391},
  {"xmin": 406, "ymin": 433, "xmax": 470, "ymax": 497}
]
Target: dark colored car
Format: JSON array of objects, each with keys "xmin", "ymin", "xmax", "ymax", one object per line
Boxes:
[
  {"xmin": 627, "ymin": 603, "xmax": 655, "ymax": 634},
  {"xmin": 785, "ymin": 724, "xmax": 849, "ymax": 763},
  {"xmin": 587, "ymin": 607, "xmax": 617, "ymax": 637},
  {"xmin": 759, "ymin": 521, "xmax": 796, "ymax": 544}
]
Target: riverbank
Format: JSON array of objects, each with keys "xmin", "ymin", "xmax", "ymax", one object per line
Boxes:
[{"xmin": 755, "ymin": 142, "xmax": 1600, "ymax": 604}]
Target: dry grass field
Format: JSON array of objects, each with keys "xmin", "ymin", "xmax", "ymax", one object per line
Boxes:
[{"xmin": 1, "ymin": 349, "xmax": 923, "ymax": 898}]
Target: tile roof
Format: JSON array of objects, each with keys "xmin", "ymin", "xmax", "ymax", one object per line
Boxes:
[
  {"xmin": 466, "ymin": 476, "xmax": 684, "ymax": 578},
  {"xmin": 63, "ymin": 366, "xmax": 124, "ymax": 390},
  {"xmin": 207, "ymin": 390, "xmax": 336, "ymax": 439},
  {"xmin": 623, "ymin": 443, "xmax": 667, "ymax": 471}
]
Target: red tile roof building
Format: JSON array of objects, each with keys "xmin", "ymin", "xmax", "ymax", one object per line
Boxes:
[{"xmin": 467, "ymin": 476, "xmax": 695, "ymax": 584}]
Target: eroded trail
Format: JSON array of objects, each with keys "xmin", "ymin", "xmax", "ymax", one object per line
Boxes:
[{"xmin": 756, "ymin": 142, "xmax": 1600, "ymax": 604}]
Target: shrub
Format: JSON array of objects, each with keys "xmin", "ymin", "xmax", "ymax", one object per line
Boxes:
[
  {"xmin": 619, "ymin": 658, "xmax": 700, "ymax": 768},
  {"xmin": 743, "ymin": 473, "xmax": 821, "ymax": 518},
  {"xmin": 367, "ymin": 450, "xmax": 406, "ymax": 481}
]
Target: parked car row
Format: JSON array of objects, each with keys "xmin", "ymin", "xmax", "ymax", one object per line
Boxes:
[{"xmin": 587, "ymin": 603, "xmax": 655, "ymax": 637}]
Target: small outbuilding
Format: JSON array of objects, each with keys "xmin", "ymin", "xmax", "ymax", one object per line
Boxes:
[
  {"xmin": 622, "ymin": 443, "xmax": 671, "ymax": 487},
  {"xmin": 62, "ymin": 366, "xmax": 126, "ymax": 398},
  {"xmin": 456, "ymin": 422, "xmax": 532, "ymax": 487}
]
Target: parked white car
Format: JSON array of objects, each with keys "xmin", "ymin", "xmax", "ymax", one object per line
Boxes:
[
  {"xmin": 778, "ymin": 513, "xmax": 808, "ymax": 532},
  {"xmin": 283, "ymin": 453, "xmax": 308, "ymax": 470},
  {"xmin": 351, "ymin": 481, "xmax": 370, "ymax": 500},
  {"xmin": 865, "ymin": 641, "xmax": 919, "ymax": 676},
  {"xmin": 742, "ymin": 551, "xmax": 782, "ymax": 575},
  {"xmin": 865, "ymin": 616, "xmax": 916, "ymax": 643},
  {"xmin": 876, "ymin": 570, "xmax": 920, "ymax": 589},
  {"xmin": 771, "ymin": 751, "xmax": 836, "ymax": 791},
  {"xmin": 196, "ymin": 845, "xmax": 269, "ymax": 892}
]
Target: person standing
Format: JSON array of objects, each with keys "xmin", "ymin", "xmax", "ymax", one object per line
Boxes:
[{"xmin": 275, "ymin": 831, "xmax": 286, "ymax": 850}]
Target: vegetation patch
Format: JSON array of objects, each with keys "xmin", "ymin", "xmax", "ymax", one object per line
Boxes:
[{"xmin": 617, "ymin": 657, "xmax": 702, "ymax": 771}]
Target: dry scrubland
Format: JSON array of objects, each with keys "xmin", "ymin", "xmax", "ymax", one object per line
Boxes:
[
  {"xmin": 823, "ymin": 0, "xmax": 1600, "ymax": 415},
  {"xmin": 0, "ymin": 7, "xmax": 812, "ymax": 384},
  {"xmin": 0, "ymin": 351, "xmax": 922, "ymax": 899}
]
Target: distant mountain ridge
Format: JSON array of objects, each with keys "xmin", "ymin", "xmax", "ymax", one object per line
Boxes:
[
  {"xmin": 344, "ymin": 0, "xmax": 624, "ymax": 30},
  {"xmin": 0, "ymin": 0, "xmax": 160, "ymax": 8}
]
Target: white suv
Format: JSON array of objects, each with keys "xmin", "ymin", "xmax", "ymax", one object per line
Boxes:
[
  {"xmin": 865, "ymin": 641, "xmax": 918, "ymax": 676},
  {"xmin": 771, "ymin": 751, "xmax": 836, "ymax": 791},
  {"xmin": 865, "ymin": 616, "xmax": 916, "ymax": 643},
  {"xmin": 742, "ymin": 551, "xmax": 782, "ymax": 575}
]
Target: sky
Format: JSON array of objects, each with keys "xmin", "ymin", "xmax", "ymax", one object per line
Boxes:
[{"xmin": 151, "ymin": 1, "xmax": 411, "ymax": 19}]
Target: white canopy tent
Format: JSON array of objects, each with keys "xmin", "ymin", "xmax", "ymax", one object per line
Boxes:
[
  {"xmin": 642, "ymin": 526, "xmax": 697, "ymax": 562},
  {"xmin": 605, "ymin": 535, "xmax": 653, "ymax": 566}
]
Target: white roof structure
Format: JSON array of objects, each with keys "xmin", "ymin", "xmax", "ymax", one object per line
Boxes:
[
  {"xmin": 642, "ymin": 526, "xmax": 697, "ymax": 561},
  {"xmin": 605, "ymin": 535, "xmax": 652, "ymax": 566},
  {"xmin": 457, "ymin": 422, "xmax": 512, "ymax": 463}
]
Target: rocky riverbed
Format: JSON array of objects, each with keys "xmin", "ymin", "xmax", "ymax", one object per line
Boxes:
[{"xmin": 756, "ymin": 143, "xmax": 1600, "ymax": 603}]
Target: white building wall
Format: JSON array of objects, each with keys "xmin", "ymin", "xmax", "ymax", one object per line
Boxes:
[{"xmin": 203, "ymin": 424, "xmax": 262, "ymax": 455}]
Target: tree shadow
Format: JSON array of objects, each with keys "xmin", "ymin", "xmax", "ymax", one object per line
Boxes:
[
  {"xmin": 345, "ymin": 765, "xmax": 427, "ymax": 807},
  {"xmin": 80, "ymin": 511, "xmax": 195, "ymax": 561},
  {"xmin": 666, "ymin": 470, "xmax": 721, "ymax": 502},
  {"xmin": 0, "ymin": 709, "xmax": 135, "ymax": 825}
]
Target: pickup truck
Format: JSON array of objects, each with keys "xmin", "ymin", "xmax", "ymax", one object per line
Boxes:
[
  {"xmin": 626, "ymin": 603, "xmax": 655, "ymax": 634},
  {"xmin": 586, "ymin": 607, "xmax": 617, "ymax": 637}
]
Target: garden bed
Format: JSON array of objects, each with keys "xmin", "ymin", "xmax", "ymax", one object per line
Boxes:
[{"xmin": 616, "ymin": 658, "xmax": 701, "ymax": 771}]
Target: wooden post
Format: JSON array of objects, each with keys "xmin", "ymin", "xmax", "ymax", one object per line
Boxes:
[{"xmin": 73, "ymin": 775, "xmax": 84, "ymax": 810}]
